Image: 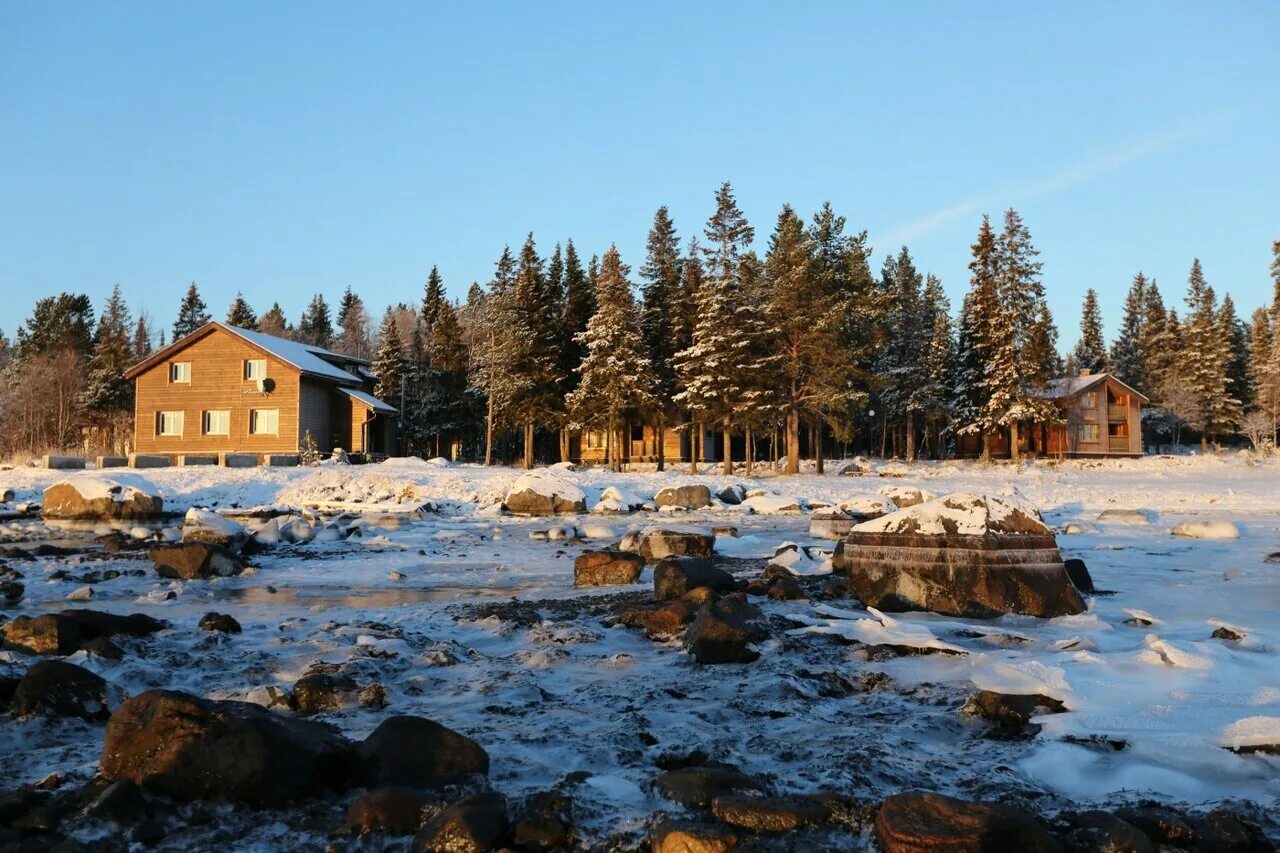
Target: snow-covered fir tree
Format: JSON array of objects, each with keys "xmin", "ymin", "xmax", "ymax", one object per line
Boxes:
[
  {"xmin": 639, "ymin": 207, "xmax": 682, "ymax": 470},
  {"xmin": 1109, "ymin": 273, "xmax": 1148, "ymax": 388},
  {"xmin": 566, "ymin": 245, "xmax": 656, "ymax": 471},
  {"xmin": 1071, "ymin": 288, "xmax": 1108, "ymax": 373},
  {"xmin": 226, "ymin": 293, "xmax": 258, "ymax": 330},
  {"xmin": 372, "ymin": 309, "xmax": 406, "ymax": 408},
  {"xmin": 1181, "ymin": 259, "xmax": 1239, "ymax": 448},
  {"xmin": 173, "ymin": 283, "xmax": 210, "ymax": 340},
  {"xmin": 81, "ymin": 285, "xmax": 135, "ymax": 447},
  {"xmin": 918, "ymin": 274, "xmax": 954, "ymax": 457},
  {"xmin": 421, "ymin": 266, "xmax": 447, "ymax": 335},
  {"xmin": 1220, "ymin": 294, "xmax": 1250, "ymax": 420},
  {"xmin": 875, "ymin": 247, "xmax": 932, "ymax": 460}
]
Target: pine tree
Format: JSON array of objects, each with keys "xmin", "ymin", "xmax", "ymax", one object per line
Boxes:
[
  {"xmin": 335, "ymin": 287, "xmax": 372, "ymax": 358},
  {"xmin": 875, "ymin": 247, "xmax": 931, "ymax": 459},
  {"xmin": 955, "ymin": 216, "xmax": 1007, "ymax": 458},
  {"xmin": 1071, "ymin": 288, "xmax": 1108, "ymax": 373},
  {"xmin": 1220, "ymin": 294, "xmax": 1249, "ymax": 422},
  {"xmin": 473, "ymin": 246, "xmax": 527, "ymax": 465},
  {"xmin": 173, "ymin": 283, "xmax": 210, "ymax": 340},
  {"xmin": 16, "ymin": 293, "xmax": 95, "ymax": 359},
  {"xmin": 132, "ymin": 314, "xmax": 154, "ymax": 360},
  {"xmin": 422, "ymin": 299, "xmax": 474, "ymax": 457},
  {"xmin": 1247, "ymin": 306, "xmax": 1277, "ymax": 444},
  {"xmin": 421, "ymin": 266, "xmax": 447, "ymax": 334},
  {"xmin": 1110, "ymin": 272, "xmax": 1148, "ymax": 388},
  {"xmin": 1141, "ymin": 280, "xmax": 1174, "ymax": 400},
  {"xmin": 639, "ymin": 208, "xmax": 682, "ymax": 470},
  {"xmin": 298, "ymin": 294, "xmax": 334, "ymax": 349},
  {"xmin": 226, "ymin": 292, "xmax": 258, "ymax": 329},
  {"xmin": 566, "ymin": 245, "xmax": 656, "ymax": 471},
  {"xmin": 81, "ymin": 285, "xmax": 135, "ymax": 446},
  {"xmin": 918, "ymin": 274, "xmax": 954, "ymax": 457},
  {"xmin": 1181, "ymin": 259, "xmax": 1238, "ymax": 449},
  {"xmin": 562, "ymin": 240, "xmax": 594, "ymax": 374},
  {"xmin": 373, "ymin": 309, "xmax": 406, "ymax": 407},
  {"xmin": 258, "ymin": 302, "xmax": 291, "ymax": 338}
]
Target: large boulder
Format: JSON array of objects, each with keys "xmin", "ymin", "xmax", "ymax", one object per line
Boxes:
[
  {"xmin": 1, "ymin": 609, "xmax": 164, "ymax": 656},
  {"xmin": 874, "ymin": 791, "xmax": 1059, "ymax": 853},
  {"xmin": 711, "ymin": 794, "xmax": 833, "ymax": 833},
  {"xmin": 620, "ymin": 525, "xmax": 716, "ymax": 563},
  {"xmin": 651, "ymin": 819, "xmax": 740, "ymax": 853},
  {"xmin": 837, "ymin": 493, "xmax": 1085, "ymax": 619},
  {"xmin": 181, "ymin": 508, "xmax": 249, "ymax": 552},
  {"xmin": 573, "ymin": 550, "xmax": 644, "ymax": 587},
  {"xmin": 654, "ymin": 484, "xmax": 712, "ymax": 510},
  {"xmin": 10, "ymin": 660, "xmax": 113, "ymax": 721},
  {"xmin": 655, "ymin": 766, "xmax": 768, "ymax": 809},
  {"xmin": 348, "ymin": 786, "xmax": 434, "ymax": 835},
  {"xmin": 654, "ymin": 557, "xmax": 736, "ymax": 601},
  {"xmin": 357, "ymin": 715, "xmax": 489, "ymax": 789},
  {"xmin": 42, "ymin": 478, "xmax": 162, "ymax": 520},
  {"xmin": 153, "ymin": 542, "xmax": 246, "ymax": 580},
  {"xmin": 100, "ymin": 689, "xmax": 354, "ymax": 806},
  {"xmin": 412, "ymin": 791, "xmax": 509, "ymax": 853},
  {"xmin": 504, "ymin": 472, "xmax": 586, "ymax": 516},
  {"xmin": 684, "ymin": 593, "xmax": 768, "ymax": 664}
]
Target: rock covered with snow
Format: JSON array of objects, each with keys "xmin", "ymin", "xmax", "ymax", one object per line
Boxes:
[
  {"xmin": 766, "ymin": 543, "xmax": 831, "ymax": 577},
  {"xmin": 836, "ymin": 492, "xmax": 1085, "ymax": 619},
  {"xmin": 619, "ymin": 525, "xmax": 716, "ymax": 563},
  {"xmin": 1171, "ymin": 519, "xmax": 1240, "ymax": 540},
  {"xmin": 182, "ymin": 508, "xmax": 249, "ymax": 552},
  {"xmin": 592, "ymin": 485, "xmax": 646, "ymax": 514},
  {"xmin": 879, "ymin": 485, "xmax": 935, "ymax": 509},
  {"xmin": 41, "ymin": 477, "xmax": 162, "ymax": 520},
  {"xmin": 504, "ymin": 471, "xmax": 587, "ymax": 516},
  {"xmin": 654, "ymin": 484, "xmax": 712, "ymax": 510},
  {"xmin": 740, "ymin": 493, "xmax": 803, "ymax": 515},
  {"xmin": 809, "ymin": 496, "xmax": 896, "ymax": 540}
]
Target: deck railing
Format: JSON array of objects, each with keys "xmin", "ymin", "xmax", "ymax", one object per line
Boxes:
[
  {"xmin": 1108, "ymin": 436, "xmax": 1130, "ymax": 452},
  {"xmin": 1107, "ymin": 404, "xmax": 1127, "ymax": 421}
]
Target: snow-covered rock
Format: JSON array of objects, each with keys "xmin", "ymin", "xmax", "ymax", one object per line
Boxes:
[
  {"xmin": 1171, "ymin": 520, "xmax": 1240, "ymax": 540},
  {"xmin": 505, "ymin": 471, "xmax": 587, "ymax": 516},
  {"xmin": 1219, "ymin": 716, "xmax": 1280, "ymax": 754},
  {"xmin": 592, "ymin": 485, "xmax": 646, "ymax": 514},
  {"xmin": 182, "ymin": 508, "xmax": 249, "ymax": 552},
  {"xmin": 767, "ymin": 543, "xmax": 832, "ymax": 577},
  {"xmin": 1097, "ymin": 508, "xmax": 1152, "ymax": 524},
  {"xmin": 879, "ymin": 486, "xmax": 935, "ymax": 509},
  {"xmin": 653, "ymin": 484, "xmax": 712, "ymax": 510},
  {"xmin": 41, "ymin": 478, "xmax": 162, "ymax": 520},
  {"xmin": 740, "ymin": 493, "xmax": 803, "ymax": 515}
]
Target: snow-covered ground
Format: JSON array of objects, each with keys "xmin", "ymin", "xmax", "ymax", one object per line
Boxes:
[{"xmin": 1, "ymin": 453, "xmax": 1278, "ymax": 846}]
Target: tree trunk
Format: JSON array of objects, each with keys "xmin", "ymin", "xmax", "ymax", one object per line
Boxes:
[
  {"xmin": 981, "ymin": 430, "xmax": 991, "ymax": 462},
  {"xmin": 484, "ymin": 395, "xmax": 494, "ymax": 466},
  {"xmin": 785, "ymin": 405, "xmax": 800, "ymax": 475},
  {"xmin": 690, "ymin": 422, "xmax": 700, "ymax": 475},
  {"xmin": 607, "ymin": 412, "xmax": 616, "ymax": 472},
  {"xmin": 813, "ymin": 419, "xmax": 824, "ymax": 474},
  {"xmin": 905, "ymin": 411, "xmax": 916, "ymax": 462},
  {"xmin": 523, "ymin": 421, "xmax": 534, "ymax": 469},
  {"xmin": 880, "ymin": 413, "xmax": 888, "ymax": 458},
  {"xmin": 1009, "ymin": 422, "xmax": 1020, "ymax": 462},
  {"xmin": 559, "ymin": 427, "xmax": 569, "ymax": 464},
  {"xmin": 721, "ymin": 417, "xmax": 732, "ymax": 475},
  {"xmin": 1201, "ymin": 433, "xmax": 1209, "ymax": 454},
  {"xmin": 745, "ymin": 427, "xmax": 754, "ymax": 477},
  {"xmin": 656, "ymin": 413, "xmax": 666, "ymax": 472}
]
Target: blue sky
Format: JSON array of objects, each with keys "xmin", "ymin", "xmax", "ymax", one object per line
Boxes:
[{"xmin": 2, "ymin": 2, "xmax": 1277, "ymax": 347}]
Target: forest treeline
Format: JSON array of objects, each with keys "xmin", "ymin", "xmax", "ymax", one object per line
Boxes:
[{"xmin": 2, "ymin": 183, "xmax": 1278, "ymax": 466}]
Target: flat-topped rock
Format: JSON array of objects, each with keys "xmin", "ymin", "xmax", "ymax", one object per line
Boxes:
[
  {"xmin": 42, "ymin": 478, "xmax": 162, "ymax": 520},
  {"xmin": 504, "ymin": 471, "xmax": 587, "ymax": 516},
  {"xmin": 573, "ymin": 550, "xmax": 644, "ymax": 586},
  {"xmin": 837, "ymin": 492, "xmax": 1085, "ymax": 619}
]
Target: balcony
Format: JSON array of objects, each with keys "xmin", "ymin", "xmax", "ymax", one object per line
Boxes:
[
  {"xmin": 1107, "ymin": 404, "xmax": 1128, "ymax": 422},
  {"xmin": 1108, "ymin": 436, "xmax": 1130, "ymax": 453}
]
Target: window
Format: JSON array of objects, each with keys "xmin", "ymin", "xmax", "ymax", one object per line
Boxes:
[
  {"xmin": 203, "ymin": 410, "xmax": 230, "ymax": 436},
  {"xmin": 244, "ymin": 359, "xmax": 267, "ymax": 381},
  {"xmin": 157, "ymin": 411, "xmax": 184, "ymax": 437},
  {"xmin": 631, "ymin": 424, "xmax": 644, "ymax": 442},
  {"xmin": 1076, "ymin": 423, "xmax": 1100, "ymax": 443},
  {"xmin": 169, "ymin": 362, "xmax": 191, "ymax": 383},
  {"xmin": 249, "ymin": 408, "xmax": 279, "ymax": 435}
]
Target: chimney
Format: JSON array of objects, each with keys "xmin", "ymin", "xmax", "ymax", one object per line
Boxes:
[{"xmin": 1079, "ymin": 368, "xmax": 1092, "ymax": 377}]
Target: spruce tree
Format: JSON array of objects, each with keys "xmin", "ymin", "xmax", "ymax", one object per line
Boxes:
[
  {"xmin": 82, "ymin": 285, "xmax": 135, "ymax": 444},
  {"xmin": 422, "ymin": 299, "xmax": 473, "ymax": 457},
  {"xmin": 258, "ymin": 302, "xmax": 291, "ymax": 338},
  {"xmin": 421, "ymin": 266, "xmax": 447, "ymax": 334},
  {"xmin": 1110, "ymin": 273, "xmax": 1148, "ymax": 388},
  {"xmin": 226, "ymin": 293, "xmax": 258, "ymax": 329},
  {"xmin": 1247, "ymin": 307, "xmax": 1277, "ymax": 443},
  {"xmin": 955, "ymin": 216, "xmax": 1007, "ymax": 459},
  {"xmin": 298, "ymin": 294, "xmax": 334, "ymax": 349},
  {"xmin": 16, "ymin": 293, "xmax": 95, "ymax": 358},
  {"xmin": 1141, "ymin": 281, "xmax": 1174, "ymax": 400},
  {"xmin": 1220, "ymin": 294, "xmax": 1250, "ymax": 421},
  {"xmin": 132, "ymin": 314, "xmax": 153, "ymax": 360},
  {"xmin": 173, "ymin": 283, "xmax": 210, "ymax": 340},
  {"xmin": 566, "ymin": 245, "xmax": 656, "ymax": 471},
  {"xmin": 335, "ymin": 287, "xmax": 371, "ymax": 358},
  {"xmin": 562, "ymin": 240, "xmax": 593, "ymax": 373},
  {"xmin": 373, "ymin": 309, "xmax": 406, "ymax": 407},
  {"xmin": 1071, "ymin": 288, "xmax": 1108, "ymax": 373},
  {"xmin": 1182, "ymin": 259, "xmax": 1237, "ymax": 449},
  {"xmin": 875, "ymin": 247, "xmax": 931, "ymax": 459},
  {"xmin": 639, "ymin": 207, "xmax": 682, "ymax": 470},
  {"xmin": 918, "ymin": 274, "xmax": 954, "ymax": 457}
]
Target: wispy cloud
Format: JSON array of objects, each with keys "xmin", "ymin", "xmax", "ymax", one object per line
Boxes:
[{"xmin": 876, "ymin": 110, "xmax": 1237, "ymax": 249}]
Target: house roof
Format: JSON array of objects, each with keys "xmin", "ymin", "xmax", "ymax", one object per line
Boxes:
[
  {"xmin": 339, "ymin": 386, "xmax": 398, "ymax": 414},
  {"xmin": 125, "ymin": 321, "xmax": 368, "ymax": 385},
  {"xmin": 1041, "ymin": 372, "xmax": 1150, "ymax": 403}
]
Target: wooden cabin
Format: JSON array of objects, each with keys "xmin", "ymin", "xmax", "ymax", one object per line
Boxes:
[
  {"xmin": 956, "ymin": 371, "xmax": 1148, "ymax": 459},
  {"xmin": 125, "ymin": 322, "xmax": 397, "ymax": 460}
]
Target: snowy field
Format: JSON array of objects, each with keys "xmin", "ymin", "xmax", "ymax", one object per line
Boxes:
[{"xmin": 1, "ymin": 453, "xmax": 1278, "ymax": 847}]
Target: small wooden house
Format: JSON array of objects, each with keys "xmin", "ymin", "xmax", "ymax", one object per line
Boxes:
[
  {"xmin": 956, "ymin": 371, "xmax": 1148, "ymax": 459},
  {"xmin": 125, "ymin": 322, "xmax": 397, "ymax": 460}
]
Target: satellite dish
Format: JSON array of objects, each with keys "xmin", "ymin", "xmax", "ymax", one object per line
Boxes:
[{"xmin": 256, "ymin": 377, "xmax": 276, "ymax": 394}]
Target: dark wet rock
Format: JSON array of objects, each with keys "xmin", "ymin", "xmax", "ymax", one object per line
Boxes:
[
  {"xmin": 766, "ymin": 577, "xmax": 805, "ymax": 601},
  {"xmin": 710, "ymin": 525, "xmax": 739, "ymax": 538},
  {"xmin": 622, "ymin": 527, "xmax": 716, "ymax": 563},
  {"xmin": 0, "ymin": 582, "xmax": 22, "ymax": 603},
  {"xmin": 2, "ymin": 610, "xmax": 163, "ymax": 657},
  {"xmin": 573, "ymin": 550, "xmax": 644, "ymax": 587},
  {"xmin": 682, "ymin": 586, "xmax": 720, "ymax": 606},
  {"xmin": 745, "ymin": 578, "xmax": 770, "ymax": 596},
  {"xmin": 1212, "ymin": 626, "xmax": 1245, "ymax": 641},
  {"xmin": 654, "ymin": 766, "xmax": 767, "ymax": 809},
  {"xmin": 839, "ymin": 494, "xmax": 1084, "ymax": 619},
  {"xmin": 962, "ymin": 690, "xmax": 1067, "ymax": 736},
  {"xmin": 10, "ymin": 660, "xmax": 112, "ymax": 721},
  {"xmin": 684, "ymin": 593, "xmax": 768, "ymax": 664},
  {"xmin": 651, "ymin": 818, "xmax": 739, "ymax": 853},
  {"xmin": 874, "ymin": 791, "xmax": 1059, "ymax": 853},
  {"xmin": 411, "ymin": 791, "xmax": 508, "ymax": 853},
  {"xmin": 359, "ymin": 683, "xmax": 390, "ymax": 710},
  {"xmin": 1113, "ymin": 806, "xmax": 1196, "ymax": 848},
  {"xmin": 79, "ymin": 637, "xmax": 123, "ymax": 661},
  {"xmin": 1063, "ymin": 558, "xmax": 1095, "ymax": 593},
  {"xmin": 100, "ymin": 689, "xmax": 354, "ymax": 806},
  {"xmin": 1059, "ymin": 810, "xmax": 1153, "ymax": 853},
  {"xmin": 654, "ymin": 557, "xmax": 735, "ymax": 601},
  {"xmin": 198, "ymin": 612, "xmax": 242, "ymax": 634},
  {"xmin": 291, "ymin": 671, "xmax": 360, "ymax": 715},
  {"xmin": 655, "ymin": 485, "xmax": 712, "ymax": 510},
  {"xmin": 83, "ymin": 779, "xmax": 149, "ymax": 826},
  {"xmin": 1191, "ymin": 809, "xmax": 1274, "ymax": 852},
  {"xmin": 645, "ymin": 601, "xmax": 698, "ymax": 641},
  {"xmin": 153, "ymin": 543, "xmax": 246, "ymax": 580},
  {"xmin": 1265, "ymin": 552, "xmax": 1280, "ymax": 564},
  {"xmin": 715, "ymin": 485, "xmax": 745, "ymax": 506},
  {"xmin": 42, "ymin": 480, "xmax": 162, "ymax": 520},
  {"xmin": 510, "ymin": 790, "xmax": 573, "ymax": 852},
  {"xmin": 711, "ymin": 794, "xmax": 833, "ymax": 833},
  {"xmin": 348, "ymin": 786, "xmax": 433, "ymax": 835},
  {"xmin": 358, "ymin": 716, "xmax": 489, "ymax": 790}
]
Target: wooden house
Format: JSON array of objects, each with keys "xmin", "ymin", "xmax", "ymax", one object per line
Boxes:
[
  {"xmin": 956, "ymin": 371, "xmax": 1148, "ymax": 459},
  {"xmin": 125, "ymin": 322, "xmax": 397, "ymax": 460}
]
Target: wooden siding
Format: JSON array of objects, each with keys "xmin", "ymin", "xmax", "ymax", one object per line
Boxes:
[
  {"xmin": 298, "ymin": 379, "xmax": 335, "ymax": 452},
  {"xmin": 133, "ymin": 328, "xmax": 302, "ymax": 455}
]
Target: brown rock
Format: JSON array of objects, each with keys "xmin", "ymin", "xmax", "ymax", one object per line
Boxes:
[
  {"xmin": 1113, "ymin": 806, "xmax": 1196, "ymax": 848},
  {"xmin": 654, "ymin": 766, "xmax": 766, "ymax": 809},
  {"xmin": 358, "ymin": 715, "xmax": 489, "ymax": 790},
  {"xmin": 654, "ymin": 485, "xmax": 712, "ymax": 510},
  {"xmin": 651, "ymin": 818, "xmax": 740, "ymax": 853},
  {"xmin": 654, "ymin": 557, "xmax": 735, "ymax": 601},
  {"xmin": 710, "ymin": 794, "xmax": 832, "ymax": 832},
  {"xmin": 510, "ymin": 790, "xmax": 573, "ymax": 852},
  {"xmin": 622, "ymin": 527, "xmax": 716, "ymax": 562},
  {"xmin": 100, "ymin": 689, "xmax": 354, "ymax": 806},
  {"xmin": 412, "ymin": 791, "xmax": 508, "ymax": 853},
  {"xmin": 963, "ymin": 690, "xmax": 1067, "ymax": 735},
  {"xmin": 1, "ymin": 609, "xmax": 163, "ymax": 656},
  {"xmin": 153, "ymin": 542, "xmax": 246, "ymax": 580},
  {"xmin": 874, "ymin": 791, "xmax": 1059, "ymax": 853},
  {"xmin": 348, "ymin": 786, "xmax": 433, "ymax": 835},
  {"xmin": 291, "ymin": 671, "xmax": 360, "ymax": 715},
  {"xmin": 42, "ymin": 480, "xmax": 162, "ymax": 520},
  {"xmin": 684, "ymin": 594, "xmax": 768, "ymax": 664},
  {"xmin": 573, "ymin": 550, "xmax": 644, "ymax": 587},
  {"xmin": 10, "ymin": 660, "xmax": 112, "ymax": 721},
  {"xmin": 645, "ymin": 601, "xmax": 698, "ymax": 640},
  {"xmin": 1060, "ymin": 810, "xmax": 1154, "ymax": 853},
  {"xmin": 767, "ymin": 578, "xmax": 805, "ymax": 601}
]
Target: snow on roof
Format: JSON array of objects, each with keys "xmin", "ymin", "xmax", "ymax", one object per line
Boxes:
[
  {"xmin": 1041, "ymin": 372, "xmax": 1149, "ymax": 402},
  {"xmin": 221, "ymin": 324, "xmax": 363, "ymax": 384},
  {"xmin": 338, "ymin": 386, "xmax": 397, "ymax": 414}
]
